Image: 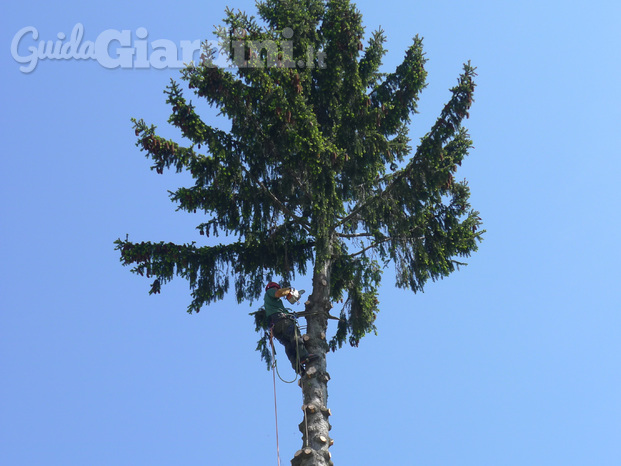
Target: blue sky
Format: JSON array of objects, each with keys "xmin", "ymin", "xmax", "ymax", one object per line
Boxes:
[{"xmin": 2, "ymin": 1, "xmax": 620, "ymax": 465}]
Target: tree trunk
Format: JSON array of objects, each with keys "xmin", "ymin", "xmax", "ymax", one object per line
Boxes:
[{"xmin": 291, "ymin": 263, "xmax": 334, "ymax": 466}]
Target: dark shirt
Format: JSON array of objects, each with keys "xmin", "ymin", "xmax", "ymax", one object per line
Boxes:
[{"xmin": 264, "ymin": 287, "xmax": 288, "ymax": 319}]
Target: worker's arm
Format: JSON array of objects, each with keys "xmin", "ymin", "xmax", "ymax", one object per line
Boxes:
[{"xmin": 275, "ymin": 287, "xmax": 292, "ymax": 298}]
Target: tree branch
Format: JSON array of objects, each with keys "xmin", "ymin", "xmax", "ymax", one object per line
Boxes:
[
  {"xmin": 336, "ymin": 232, "xmax": 377, "ymax": 239},
  {"xmin": 333, "ymin": 65, "xmax": 476, "ymax": 233},
  {"xmin": 349, "ymin": 237, "xmax": 393, "ymax": 258},
  {"xmin": 349, "ymin": 234, "xmax": 424, "ymax": 258},
  {"xmin": 240, "ymin": 165, "xmax": 311, "ymax": 232},
  {"xmin": 333, "ymin": 173, "xmax": 402, "ymax": 230}
]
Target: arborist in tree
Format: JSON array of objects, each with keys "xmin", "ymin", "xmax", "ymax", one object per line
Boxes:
[{"xmin": 264, "ymin": 282, "xmax": 316, "ymax": 375}]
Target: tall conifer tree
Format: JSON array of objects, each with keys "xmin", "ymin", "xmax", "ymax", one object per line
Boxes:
[{"xmin": 116, "ymin": 1, "xmax": 483, "ymax": 464}]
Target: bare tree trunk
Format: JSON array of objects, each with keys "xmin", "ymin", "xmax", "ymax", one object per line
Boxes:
[{"xmin": 291, "ymin": 264, "xmax": 334, "ymax": 466}]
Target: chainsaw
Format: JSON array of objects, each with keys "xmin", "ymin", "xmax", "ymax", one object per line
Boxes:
[{"xmin": 286, "ymin": 287, "xmax": 305, "ymax": 304}]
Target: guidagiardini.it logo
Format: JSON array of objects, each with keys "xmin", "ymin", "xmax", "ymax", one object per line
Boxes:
[{"xmin": 10, "ymin": 23, "xmax": 327, "ymax": 73}]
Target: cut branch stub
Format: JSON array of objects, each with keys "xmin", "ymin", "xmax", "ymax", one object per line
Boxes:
[
  {"xmin": 293, "ymin": 448, "xmax": 313, "ymax": 457},
  {"xmin": 302, "ymin": 403, "xmax": 318, "ymax": 414}
]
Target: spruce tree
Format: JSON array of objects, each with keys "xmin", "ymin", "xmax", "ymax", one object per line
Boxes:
[{"xmin": 116, "ymin": 1, "xmax": 483, "ymax": 464}]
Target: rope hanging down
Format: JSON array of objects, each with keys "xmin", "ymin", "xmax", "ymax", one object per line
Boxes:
[
  {"xmin": 271, "ymin": 340, "xmax": 281, "ymax": 466},
  {"xmin": 269, "ymin": 322, "xmax": 310, "ymax": 465}
]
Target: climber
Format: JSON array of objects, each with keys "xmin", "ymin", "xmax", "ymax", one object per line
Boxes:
[{"xmin": 264, "ymin": 282, "xmax": 316, "ymax": 375}]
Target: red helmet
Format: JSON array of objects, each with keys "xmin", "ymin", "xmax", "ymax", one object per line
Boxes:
[{"xmin": 265, "ymin": 282, "xmax": 280, "ymax": 291}]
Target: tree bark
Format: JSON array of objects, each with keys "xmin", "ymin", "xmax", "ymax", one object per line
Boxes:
[{"xmin": 291, "ymin": 262, "xmax": 334, "ymax": 466}]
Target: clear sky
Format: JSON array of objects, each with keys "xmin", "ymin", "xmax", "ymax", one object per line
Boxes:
[{"xmin": 2, "ymin": 1, "xmax": 620, "ymax": 465}]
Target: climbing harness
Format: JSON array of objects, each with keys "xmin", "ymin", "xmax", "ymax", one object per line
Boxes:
[{"xmin": 269, "ymin": 318, "xmax": 302, "ymax": 384}]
